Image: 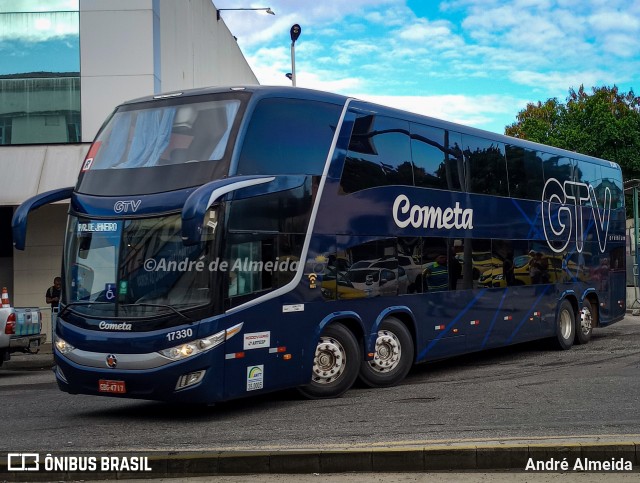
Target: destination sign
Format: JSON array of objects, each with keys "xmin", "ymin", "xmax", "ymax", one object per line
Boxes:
[{"xmin": 77, "ymin": 222, "xmax": 119, "ymax": 233}]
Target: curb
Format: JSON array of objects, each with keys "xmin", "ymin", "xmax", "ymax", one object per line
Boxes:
[
  {"xmin": 2, "ymin": 442, "xmax": 639, "ymax": 480},
  {"xmin": 154, "ymin": 442, "xmax": 638, "ymax": 473}
]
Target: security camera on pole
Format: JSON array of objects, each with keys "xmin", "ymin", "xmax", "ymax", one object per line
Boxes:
[{"xmin": 289, "ymin": 24, "xmax": 301, "ymax": 87}]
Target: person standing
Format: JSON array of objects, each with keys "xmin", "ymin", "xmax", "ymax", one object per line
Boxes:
[
  {"xmin": 46, "ymin": 277, "xmax": 62, "ymax": 342},
  {"xmin": 46, "ymin": 277, "xmax": 62, "ymax": 309}
]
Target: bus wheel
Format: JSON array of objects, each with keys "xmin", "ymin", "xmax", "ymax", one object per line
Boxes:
[
  {"xmin": 298, "ymin": 323, "xmax": 360, "ymax": 399},
  {"xmin": 575, "ymin": 299, "xmax": 595, "ymax": 345},
  {"xmin": 358, "ymin": 317, "xmax": 414, "ymax": 388},
  {"xmin": 553, "ymin": 300, "xmax": 576, "ymax": 350}
]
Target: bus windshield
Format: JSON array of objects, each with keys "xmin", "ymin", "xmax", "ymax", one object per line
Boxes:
[
  {"xmin": 90, "ymin": 99, "xmax": 241, "ymax": 170},
  {"xmin": 76, "ymin": 93, "xmax": 249, "ymax": 196},
  {"xmin": 63, "ymin": 213, "xmax": 215, "ymax": 319}
]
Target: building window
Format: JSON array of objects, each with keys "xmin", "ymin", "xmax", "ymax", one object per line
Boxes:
[{"xmin": 0, "ymin": 2, "xmax": 80, "ymax": 145}]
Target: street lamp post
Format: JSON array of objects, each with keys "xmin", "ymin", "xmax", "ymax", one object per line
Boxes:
[
  {"xmin": 216, "ymin": 7, "xmax": 275, "ymax": 21},
  {"xmin": 289, "ymin": 24, "xmax": 301, "ymax": 87}
]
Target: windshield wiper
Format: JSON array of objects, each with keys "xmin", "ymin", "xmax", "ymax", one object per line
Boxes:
[
  {"xmin": 59, "ymin": 301, "xmax": 192, "ymax": 322},
  {"xmin": 119, "ymin": 303, "xmax": 192, "ymax": 322},
  {"xmin": 58, "ymin": 301, "xmax": 112, "ymax": 319}
]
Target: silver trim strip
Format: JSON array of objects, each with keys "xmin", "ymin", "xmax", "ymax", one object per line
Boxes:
[
  {"xmin": 206, "ymin": 177, "xmax": 275, "ymax": 209},
  {"xmin": 226, "ymin": 98, "xmax": 354, "ymax": 314},
  {"xmin": 63, "ymin": 349, "xmax": 173, "ymax": 370}
]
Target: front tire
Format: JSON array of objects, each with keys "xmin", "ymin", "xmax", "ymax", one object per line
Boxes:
[
  {"xmin": 575, "ymin": 299, "xmax": 595, "ymax": 344},
  {"xmin": 298, "ymin": 323, "xmax": 360, "ymax": 399},
  {"xmin": 358, "ymin": 317, "xmax": 414, "ymax": 388},
  {"xmin": 553, "ymin": 300, "xmax": 576, "ymax": 350}
]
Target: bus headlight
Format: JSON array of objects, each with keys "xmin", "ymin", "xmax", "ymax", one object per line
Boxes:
[
  {"xmin": 158, "ymin": 330, "xmax": 226, "ymax": 361},
  {"xmin": 55, "ymin": 337, "xmax": 76, "ymax": 355}
]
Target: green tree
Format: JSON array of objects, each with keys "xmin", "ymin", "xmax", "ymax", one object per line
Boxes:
[{"xmin": 505, "ymin": 85, "xmax": 640, "ymax": 179}]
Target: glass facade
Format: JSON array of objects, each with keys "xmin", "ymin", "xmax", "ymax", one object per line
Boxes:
[{"xmin": 0, "ymin": 1, "xmax": 80, "ymax": 144}]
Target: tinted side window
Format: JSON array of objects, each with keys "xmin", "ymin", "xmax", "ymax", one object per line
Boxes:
[
  {"xmin": 411, "ymin": 123, "xmax": 450, "ymax": 190},
  {"xmin": 340, "ymin": 114, "xmax": 413, "ymax": 193},
  {"xmin": 228, "ymin": 178, "xmax": 315, "ymax": 234},
  {"xmin": 340, "ymin": 237, "xmax": 406, "ymax": 297},
  {"xmin": 237, "ymin": 98, "xmax": 341, "ymax": 175},
  {"xmin": 575, "ymin": 160, "xmax": 600, "ymax": 207},
  {"xmin": 506, "ymin": 145, "xmax": 544, "ymax": 200},
  {"xmin": 542, "ymin": 154, "xmax": 573, "ymax": 186},
  {"xmin": 463, "ymin": 135, "xmax": 508, "ymax": 196},
  {"xmin": 575, "ymin": 160, "xmax": 601, "ymax": 187},
  {"xmin": 225, "ymin": 233, "xmax": 305, "ymax": 308},
  {"xmin": 417, "ymin": 237, "xmax": 449, "ymax": 292},
  {"xmin": 600, "ymin": 165, "xmax": 624, "ymax": 209},
  {"xmin": 445, "ymin": 130, "xmax": 463, "ymax": 191}
]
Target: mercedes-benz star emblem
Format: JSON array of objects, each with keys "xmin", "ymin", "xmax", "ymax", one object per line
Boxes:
[{"xmin": 106, "ymin": 354, "xmax": 118, "ymax": 368}]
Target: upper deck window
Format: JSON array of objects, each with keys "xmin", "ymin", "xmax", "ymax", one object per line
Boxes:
[
  {"xmin": 237, "ymin": 98, "xmax": 341, "ymax": 176},
  {"xmin": 90, "ymin": 99, "xmax": 240, "ymax": 170},
  {"xmin": 76, "ymin": 92, "xmax": 249, "ymax": 196},
  {"xmin": 340, "ymin": 114, "xmax": 413, "ymax": 193}
]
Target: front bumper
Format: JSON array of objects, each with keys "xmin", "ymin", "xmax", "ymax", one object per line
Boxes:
[{"xmin": 54, "ymin": 348, "xmax": 224, "ymax": 404}]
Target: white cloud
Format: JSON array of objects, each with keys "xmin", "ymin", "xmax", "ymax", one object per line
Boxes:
[
  {"xmin": 398, "ymin": 20, "xmax": 455, "ymax": 42},
  {"xmin": 588, "ymin": 10, "xmax": 640, "ymax": 32},
  {"xmin": 219, "ymin": 0, "xmax": 403, "ymax": 48},
  {"xmin": 351, "ymin": 93, "xmax": 527, "ymax": 132},
  {"xmin": 509, "ymin": 69, "xmax": 620, "ymax": 95}
]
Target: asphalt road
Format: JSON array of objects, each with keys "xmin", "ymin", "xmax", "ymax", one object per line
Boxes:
[{"xmin": 2, "ymin": 316, "xmax": 640, "ymax": 453}]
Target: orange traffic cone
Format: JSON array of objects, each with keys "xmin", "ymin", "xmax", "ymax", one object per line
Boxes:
[{"xmin": 1, "ymin": 287, "xmax": 10, "ymax": 308}]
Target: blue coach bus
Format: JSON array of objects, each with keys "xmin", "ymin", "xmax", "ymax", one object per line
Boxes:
[{"xmin": 13, "ymin": 86, "xmax": 626, "ymax": 403}]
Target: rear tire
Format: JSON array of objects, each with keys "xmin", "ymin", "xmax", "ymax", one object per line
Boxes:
[
  {"xmin": 575, "ymin": 299, "xmax": 595, "ymax": 345},
  {"xmin": 298, "ymin": 323, "xmax": 360, "ymax": 399},
  {"xmin": 358, "ymin": 317, "xmax": 414, "ymax": 388},
  {"xmin": 553, "ymin": 300, "xmax": 575, "ymax": 350}
]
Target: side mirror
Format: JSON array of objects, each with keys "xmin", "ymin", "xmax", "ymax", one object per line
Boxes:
[
  {"xmin": 181, "ymin": 176, "xmax": 274, "ymax": 245},
  {"xmin": 13, "ymin": 187, "xmax": 74, "ymax": 250}
]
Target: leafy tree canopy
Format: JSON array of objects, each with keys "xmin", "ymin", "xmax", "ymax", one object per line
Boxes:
[{"xmin": 505, "ymin": 85, "xmax": 640, "ymax": 180}]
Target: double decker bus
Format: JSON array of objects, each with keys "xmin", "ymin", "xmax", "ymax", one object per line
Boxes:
[{"xmin": 13, "ymin": 86, "xmax": 626, "ymax": 403}]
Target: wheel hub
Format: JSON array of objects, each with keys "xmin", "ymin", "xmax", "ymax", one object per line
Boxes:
[
  {"xmin": 369, "ymin": 330, "xmax": 401, "ymax": 374},
  {"xmin": 580, "ymin": 307, "xmax": 592, "ymax": 335},
  {"xmin": 560, "ymin": 309, "xmax": 572, "ymax": 340},
  {"xmin": 312, "ymin": 337, "xmax": 345, "ymax": 384}
]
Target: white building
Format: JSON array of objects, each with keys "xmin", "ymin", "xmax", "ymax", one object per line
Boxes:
[{"xmin": 0, "ymin": 0, "xmax": 259, "ymax": 339}]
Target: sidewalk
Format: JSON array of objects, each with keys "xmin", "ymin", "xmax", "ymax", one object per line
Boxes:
[{"xmin": 2, "ymin": 341, "xmax": 54, "ymax": 370}]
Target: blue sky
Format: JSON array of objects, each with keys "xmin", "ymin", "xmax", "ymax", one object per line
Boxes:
[{"xmin": 219, "ymin": 0, "xmax": 640, "ymax": 134}]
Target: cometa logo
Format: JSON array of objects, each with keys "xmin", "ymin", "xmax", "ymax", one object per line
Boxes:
[
  {"xmin": 392, "ymin": 194, "xmax": 474, "ymax": 230},
  {"xmin": 99, "ymin": 321, "xmax": 133, "ymax": 331}
]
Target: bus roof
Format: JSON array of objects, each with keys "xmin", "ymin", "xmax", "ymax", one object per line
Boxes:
[{"xmin": 122, "ymin": 85, "xmax": 620, "ymax": 170}]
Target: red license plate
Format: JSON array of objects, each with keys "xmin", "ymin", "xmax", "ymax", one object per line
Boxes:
[{"xmin": 99, "ymin": 379, "xmax": 126, "ymax": 394}]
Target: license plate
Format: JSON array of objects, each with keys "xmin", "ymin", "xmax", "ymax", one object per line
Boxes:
[
  {"xmin": 29, "ymin": 340, "xmax": 39, "ymax": 349},
  {"xmin": 99, "ymin": 380, "xmax": 126, "ymax": 394}
]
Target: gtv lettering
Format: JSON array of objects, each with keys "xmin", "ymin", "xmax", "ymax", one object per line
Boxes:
[
  {"xmin": 114, "ymin": 200, "xmax": 141, "ymax": 213},
  {"xmin": 541, "ymin": 178, "xmax": 611, "ymax": 254},
  {"xmin": 392, "ymin": 194, "xmax": 473, "ymax": 230}
]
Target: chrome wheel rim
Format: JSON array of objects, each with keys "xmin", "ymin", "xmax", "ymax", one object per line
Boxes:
[
  {"xmin": 580, "ymin": 306, "xmax": 593, "ymax": 336},
  {"xmin": 560, "ymin": 309, "xmax": 573, "ymax": 340},
  {"xmin": 311, "ymin": 336, "xmax": 346, "ymax": 385},
  {"xmin": 368, "ymin": 329, "xmax": 401, "ymax": 374}
]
